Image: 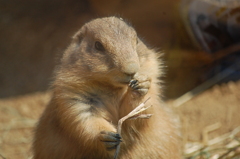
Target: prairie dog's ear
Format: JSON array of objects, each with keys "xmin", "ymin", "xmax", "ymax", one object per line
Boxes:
[
  {"xmin": 61, "ymin": 28, "xmax": 85, "ymax": 65},
  {"xmin": 72, "ymin": 28, "xmax": 84, "ymax": 43}
]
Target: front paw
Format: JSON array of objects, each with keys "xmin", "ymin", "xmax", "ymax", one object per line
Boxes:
[
  {"xmin": 129, "ymin": 74, "xmax": 151, "ymax": 96},
  {"xmin": 100, "ymin": 131, "xmax": 122, "ymax": 151}
]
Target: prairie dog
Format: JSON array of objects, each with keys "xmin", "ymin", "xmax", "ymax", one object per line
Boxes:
[{"xmin": 33, "ymin": 17, "xmax": 182, "ymax": 159}]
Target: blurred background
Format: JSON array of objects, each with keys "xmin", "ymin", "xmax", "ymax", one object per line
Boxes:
[{"xmin": 0, "ymin": 0, "xmax": 240, "ymax": 158}]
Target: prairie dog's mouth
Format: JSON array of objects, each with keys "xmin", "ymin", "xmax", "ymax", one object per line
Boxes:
[{"xmin": 115, "ymin": 74, "xmax": 133, "ymax": 85}]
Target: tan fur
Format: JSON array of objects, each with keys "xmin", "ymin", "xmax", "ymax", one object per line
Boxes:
[{"xmin": 33, "ymin": 16, "xmax": 182, "ymax": 159}]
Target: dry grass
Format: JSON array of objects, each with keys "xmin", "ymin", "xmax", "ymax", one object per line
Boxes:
[{"xmin": 184, "ymin": 125, "xmax": 240, "ymax": 159}]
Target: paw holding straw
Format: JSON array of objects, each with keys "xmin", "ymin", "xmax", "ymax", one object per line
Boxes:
[{"xmin": 114, "ymin": 97, "xmax": 152, "ymax": 159}]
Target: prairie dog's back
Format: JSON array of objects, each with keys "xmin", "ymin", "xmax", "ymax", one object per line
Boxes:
[{"xmin": 33, "ymin": 16, "xmax": 182, "ymax": 159}]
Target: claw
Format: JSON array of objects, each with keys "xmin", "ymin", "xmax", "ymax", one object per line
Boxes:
[
  {"xmin": 129, "ymin": 79, "xmax": 138, "ymax": 87},
  {"xmin": 129, "ymin": 79, "xmax": 138, "ymax": 88},
  {"xmin": 128, "ymin": 75, "xmax": 150, "ymax": 96},
  {"xmin": 100, "ymin": 131, "xmax": 122, "ymax": 151}
]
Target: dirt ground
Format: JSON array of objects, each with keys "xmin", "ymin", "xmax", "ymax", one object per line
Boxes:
[{"xmin": 0, "ymin": 80, "xmax": 240, "ymax": 159}]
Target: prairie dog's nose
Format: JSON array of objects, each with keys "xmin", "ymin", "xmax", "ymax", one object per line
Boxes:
[{"xmin": 122, "ymin": 61, "xmax": 140, "ymax": 75}]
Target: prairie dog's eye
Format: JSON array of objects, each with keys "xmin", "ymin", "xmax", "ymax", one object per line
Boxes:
[{"xmin": 95, "ymin": 41, "xmax": 105, "ymax": 51}]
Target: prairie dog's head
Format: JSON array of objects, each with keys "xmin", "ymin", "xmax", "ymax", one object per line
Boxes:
[{"xmin": 62, "ymin": 17, "xmax": 140, "ymax": 84}]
